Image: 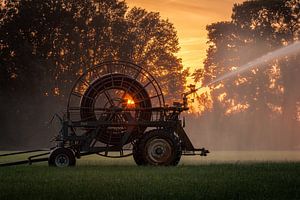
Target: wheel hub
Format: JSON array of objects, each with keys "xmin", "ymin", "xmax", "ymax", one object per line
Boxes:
[
  {"xmin": 55, "ymin": 154, "xmax": 70, "ymax": 167},
  {"xmin": 155, "ymin": 147, "xmax": 164, "ymax": 155},
  {"xmin": 146, "ymin": 138, "xmax": 172, "ymax": 164}
]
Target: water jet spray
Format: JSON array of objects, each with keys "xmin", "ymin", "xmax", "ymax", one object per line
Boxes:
[{"xmin": 184, "ymin": 41, "xmax": 300, "ymax": 98}]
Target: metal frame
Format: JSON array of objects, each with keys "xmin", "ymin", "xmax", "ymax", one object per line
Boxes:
[{"xmin": 0, "ymin": 61, "xmax": 209, "ymax": 167}]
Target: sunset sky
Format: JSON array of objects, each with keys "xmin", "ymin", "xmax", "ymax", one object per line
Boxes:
[{"xmin": 127, "ymin": 0, "xmax": 244, "ymax": 75}]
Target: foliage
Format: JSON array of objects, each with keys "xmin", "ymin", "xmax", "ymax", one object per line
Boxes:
[
  {"xmin": 193, "ymin": 0, "xmax": 300, "ymax": 149},
  {"xmin": 0, "ymin": 0, "xmax": 185, "ymax": 99},
  {"xmin": 0, "ymin": 0, "xmax": 186, "ymax": 147}
]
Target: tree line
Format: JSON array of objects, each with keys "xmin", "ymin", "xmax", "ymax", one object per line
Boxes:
[
  {"xmin": 0, "ymin": 0, "xmax": 187, "ymax": 148},
  {"xmin": 192, "ymin": 0, "xmax": 300, "ymax": 150}
]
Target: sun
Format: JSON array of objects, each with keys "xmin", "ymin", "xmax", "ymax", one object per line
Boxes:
[{"xmin": 127, "ymin": 99, "xmax": 135, "ymax": 106}]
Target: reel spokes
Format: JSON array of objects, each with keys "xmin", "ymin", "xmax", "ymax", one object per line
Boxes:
[{"xmin": 66, "ymin": 61, "xmax": 165, "ymax": 157}]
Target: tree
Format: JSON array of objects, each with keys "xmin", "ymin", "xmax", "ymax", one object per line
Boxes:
[
  {"xmin": 195, "ymin": 0, "xmax": 300, "ymax": 150},
  {"xmin": 0, "ymin": 0, "xmax": 186, "ymax": 148}
]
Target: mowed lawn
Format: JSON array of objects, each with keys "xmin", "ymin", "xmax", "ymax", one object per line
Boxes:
[{"xmin": 0, "ymin": 153, "xmax": 300, "ymax": 200}]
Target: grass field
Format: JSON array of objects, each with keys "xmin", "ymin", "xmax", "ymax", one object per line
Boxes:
[{"xmin": 1, "ymin": 152, "xmax": 300, "ymax": 200}]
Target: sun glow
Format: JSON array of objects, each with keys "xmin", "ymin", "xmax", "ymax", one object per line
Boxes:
[
  {"xmin": 127, "ymin": 99, "xmax": 135, "ymax": 105},
  {"xmin": 225, "ymin": 103, "xmax": 250, "ymax": 115},
  {"xmin": 124, "ymin": 94, "xmax": 136, "ymax": 108}
]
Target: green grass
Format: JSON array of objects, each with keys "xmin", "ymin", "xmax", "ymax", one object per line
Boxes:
[{"xmin": 1, "ymin": 155, "xmax": 300, "ymax": 200}]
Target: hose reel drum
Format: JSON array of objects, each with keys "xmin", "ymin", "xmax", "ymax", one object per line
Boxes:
[{"xmin": 67, "ymin": 61, "xmax": 165, "ymax": 151}]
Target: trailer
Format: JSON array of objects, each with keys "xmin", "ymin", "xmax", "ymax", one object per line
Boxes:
[{"xmin": 0, "ymin": 61, "xmax": 208, "ymax": 167}]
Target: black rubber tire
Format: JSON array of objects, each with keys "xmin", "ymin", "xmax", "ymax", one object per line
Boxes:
[
  {"xmin": 133, "ymin": 139, "xmax": 146, "ymax": 166},
  {"xmin": 134, "ymin": 129, "xmax": 182, "ymax": 166},
  {"xmin": 48, "ymin": 148, "xmax": 76, "ymax": 167}
]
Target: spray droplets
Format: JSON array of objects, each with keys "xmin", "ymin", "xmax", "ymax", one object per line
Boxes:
[{"xmin": 204, "ymin": 42, "xmax": 300, "ymax": 87}]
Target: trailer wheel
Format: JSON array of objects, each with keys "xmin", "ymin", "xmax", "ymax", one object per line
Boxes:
[
  {"xmin": 48, "ymin": 148, "xmax": 76, "ymax": 167},
  {"xmin": 135, "ymin": 130, "xmax": 182, "ymax": 166}
]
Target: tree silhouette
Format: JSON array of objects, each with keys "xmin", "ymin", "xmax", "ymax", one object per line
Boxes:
[
  {"xmin": 0, "ymin": 0, "xmax": 186, "ymax": 148},
  {"xmin": 194, "ymin": 0, "xmax": 300, "ymax": 150}
]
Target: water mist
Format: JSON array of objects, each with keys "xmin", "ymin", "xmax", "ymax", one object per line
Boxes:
[{"xmin": 203, "ymin": 41, "xmax": 300, "ymax": 87}]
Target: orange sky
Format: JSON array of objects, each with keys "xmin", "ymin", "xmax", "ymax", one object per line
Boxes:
[{"xmin": 126, "ymin": 0, "xmax": 244, "ymax": 76}]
